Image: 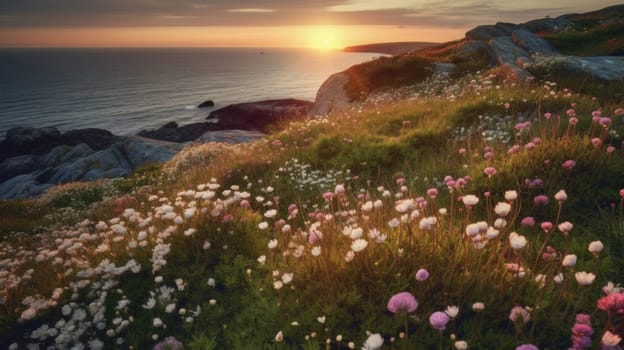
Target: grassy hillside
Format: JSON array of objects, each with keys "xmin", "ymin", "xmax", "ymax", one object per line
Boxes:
[{"xmin": 1, "ymin": 70, "xmax": 624, "ymax": 349}]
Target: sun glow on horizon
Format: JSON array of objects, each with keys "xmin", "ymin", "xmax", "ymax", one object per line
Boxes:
[{"xmin": 304, "ymin": 26, "xmax": 346, "ymax": 51}]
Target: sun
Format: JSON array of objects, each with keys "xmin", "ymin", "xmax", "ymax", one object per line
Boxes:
[{"xmin": 306, "ymin": 25, "xmax": 345, "ymax": 51}]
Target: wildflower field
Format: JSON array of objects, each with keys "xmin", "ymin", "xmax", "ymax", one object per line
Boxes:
[{"xmin": 1, "ymin": 71, "xmax": 624, "ymax": 349}]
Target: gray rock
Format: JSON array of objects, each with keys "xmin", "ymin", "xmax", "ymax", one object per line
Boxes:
[
  {"xmin": 465, "ymin": 22, "xmax": 519, "ymax": 41},
  {"xmin": 198, "ymin": 130, "xmax": 265, "ymax": 144},
  {"xmin": 118, "ymin": 138, "xmax": 177, "ymax": 168},
  {"xmin": 42, "ymin": 143, "xmax": 95, "ymax": 168},
  {"xmin": 310, "ymin": 72, "xmax": 351, "ymax": 115},
  {"xmin": 138, "ymin": 121, "xmax": 222, "ymax": 143},
  {"xmin": 207, "ymin": 99, "xmax": 313, "ymax": 131},
  {"xmin": 529, "ymin": 56, "xmax": 624, "ymax": 81},
  {"xmin": 0, "ymin": 155, "xmax": 39, "ymax": 183},
  {"xmin": 521, "ymin": 17, "xmax": 574, "ymax": 34},
  {"xmin": 511, "ymin": 29, "xmax": 558, "ymax": 55},
  {"xmin": 489, "ymin": 36, "xmax": 533, "ymax": 80},
  {"xmin": 0, "ymin": 126, "xmax": 63, "ymax": 161},
  {"xmin": 0, "ymin": 174, "xmax": 53, "ymax": 200},
  {"xmin": 47, "ymin": 146, "xmax": 131, "ymax": 184}
]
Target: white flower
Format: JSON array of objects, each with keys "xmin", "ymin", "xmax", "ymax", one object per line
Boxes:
[
  {"xmin": 257, "ymin": 255, "xmax": 266, "ymax": 264},
  {"xmin": 494, "ymin": 202, "xmax": 511, "ymax": 216},
  {"xmin": 165, "ymin": 303, "xmax": 176, "ymax": 313},
  {"xmin": 349, "ymin": 227, "xmax": 364, "ymax": 240},
  {"xmin": 588, "ymin": 240, "xmax": 604, "ymax": 254},
  {"xmin": 362, "ymin": 333, "xmax": 384, "ymax": 350},
  {"xmin": 281, "ymin": 273, "xmax": 294, "ymax": 284},
  {"xmin": 362, "ymin": 201, "xmax": 373, "ymax": 212},
  {"xmin": 504, "ymin": 190, "xmax": 518, "ymax": 201},
  {"xmin": 153, "ymin": 318, "xmax": 163, "ymax": 328},
  {"xmin": 258, "ymin": 222, "xmax": 269, "ymax": 230},
  {"xmin": 601, "ymin": 331, "xmax": 622, "ymax": 347},
  {"xmin": 554, "ymin": 273, "xmax": 564, "ymax": 284},
  {"xmin": 20, "ymin": 307, "xmax": 37, "ymax": 321},
  {"xmin": 575, "ymin": 271, "xmax": 596, "ymax": 286},
  {"xmin": 264, "ymin": 209, "xmax": 277, "ymax": 218},
  {"xmin": 273, "ymin": 281, "xmax": 283, "ymax": 290},
  {"xmin": 454, "ymin": 340, "xmax": 468, "ymax": 350},
  {"xmin": 486, "ymin": 226, "xmax": 499, "ymax": 239},
  {"xmin": 388, "ymin": 218, "xmax": 400, "ymax": 228},
  {"xmin": 554, "ymin": 189, "xmax": 567, "ymax": 202},
  {"xmin": 275, "ymin": 330, "xmax": 284, "ymax": 342},
  {"xmin": 494, "ymin": 218, "xmax": 507, "ymax": 229},
  {"xmin": 142, "ymin": 298, "xmax": 156, "ymax": 310},
  {"xmin": 472, "ymin": 302, "xmax": 485, "ymax": 311},
  {"xmin": 351, "ymin": 239, "xmax": 368, "ymax": 252},
  {"xmin": 267, "ymin": 239, "xmax": 278, "ymax": 249},
  {"xmin": 445, "ymin": 305, "xmax": 459, "ymax": 319},
  {"xmin": 373, "ymin": 200, "xmax": 383, "ymax": 208},
  {"xmin": 562, "ymin": 254, "xmax": 577, "ymax": 267},
  {"xmin": 317, "ymin": 315, "xmax": 326, "ymax": 324},
  {"xmin": 465, "ymin": 223, "xmax": 480, "ymax": 237},
  {"xmin": 419, "ymin": 217, "xmax": 437, "ymax": 230},
  {"xmin": 311, "ymin": 246, "xmax": 322, "ymax": 257},
  {"xmin": 509, "ymin": 232, "xmax": 527, "ymax": 250},
  {"xmin": 462, "ymin": 195, "xmax": 479, "ymax": 206}
]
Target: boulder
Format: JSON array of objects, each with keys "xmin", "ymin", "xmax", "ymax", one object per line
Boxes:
[
  {"xmin": 521, "ymin": 17, "xmax": 574, "ymax": 34},
  {"xmin": 310, "ymin": 72, "xmax": 351, "ymax": 115},
  {"xmin": 489, "ymin": 36, "xmax": 533, "ymax": 80},
  {"xmin": 207, "ymin": 99, "xmax": 313, "ymax": 131},
  {"xmin": 138, "ymin": 122, "xmax": 223, "ymax": 143},
  {"xmin": 0, "ymin": 155, "xmax": 39, "ymax": 183},
  {"xmin": 61, "ymin": 128, "xmax": 118, "ymax": 150},
  {"xmin": 529, "ymin": 56, "xmax": 624, "ymax": 82},
  {"xmin": 0, "ymin": 126, "xmax": 63, "ymax": 161},
  {"xmin": 118, "ymin": 138, "xmax": 178, "ymax": 168},
  {"xmin": 0, "ymin": 174, "xmax": 53, "ymax": 200},
  {"xmin": 198, "ymin": 100, "xmax": 215, "ymax": 108},
  {"xmin": 511, "ymin": 29, "xmax": 558, "ymax": 55},
  {"xmin": 465, "ymin": 22, "xmax": 519, "ymax": 41}
]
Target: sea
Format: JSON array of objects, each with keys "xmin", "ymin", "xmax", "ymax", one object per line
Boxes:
[{"xmin": 0, "ymin": 48, "xmax": 379, "ymax": 139}]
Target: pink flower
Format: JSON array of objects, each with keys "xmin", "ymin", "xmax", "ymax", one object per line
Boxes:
[
  {"xmin": 597, "ymin": 293, "xmax": 624, "ymax": 314},
  {"xmin": 516, "ymin": 344, "xmax": 539, "ymax": 350},
  {"xmin": 592, "ymin": 138, "xmax": 602, "ymax": 148},
  {"xmin": 427, "ymin": 188, "xmax": 438, "ymax": 199},
  {"xmin": 533, "ymin": 195, "xmax": 549, "ymax": 206},
  {"xmin": 520, "ymin": 217, "xmax": 535, "ymax": 227},
  {"xmin": 323, "ymin": 192, "xmax": 333, "ymax": 201},
  {"xmin": 415, "ymin": 268, "xmax": 430, "ymax": 281},
  {"xmin": 563, "ymin": 160, "xmax": 576, "ymax": 170},
  {"xmin": 619, "ymin": 189, "xmax": 624, "ymax": 199},
  {"xmin": 429, "ymin": 311, "xmax": 450, "ymax": 331},
  {"xmin": 558, "ymin": 221, "xmax": 573, "ymax": 233},
  {"xmin": 509, "ymin": 306, "xmax": 531, "ymax": 323},
  {"xmin": 600, "ymin": 118, "xmax": 612, "ymax": 128},
  {"xmin": 387, "ymin": 292, "xmax": 418, "ymax": 313},
  {"xmin": 569, "ymin": 117, "xmax": 578, "ymax": 126},
  {"xmin": 544, "ymin": 112, "xmax": 552, "ymax": 119},
  {"xmin": 240, "ymin": 200, "xmax": 250, "ymax": 209},
  {"xmin": 484, "ymin": 167, "xmax": 497, "ymax": 177},
  {"xmin": 541, "ymin": 222, "xmax": 553, "ymax": 232}
]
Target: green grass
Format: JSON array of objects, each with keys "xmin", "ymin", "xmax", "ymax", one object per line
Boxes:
[
  {"xmin": 543, "ymin": 22, "xmax": 624, "ymax": 56},
  {"xmin": 1, "ymin": 71, "xmax": 624, "ymax": 349}
]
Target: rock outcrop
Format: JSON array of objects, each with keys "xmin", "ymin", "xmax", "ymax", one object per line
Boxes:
[
  {"xmin": 138, "ymin": 122, "xmax": 223, "ymax": 143},
  {"xmin": 207, "ymin": 99, "xmax": 313, "ymax": 131},
  {"xmin": 310, "ymin": 72, "xmax": 351, "ymax": 116},
  {"xmin": 198, "ymin": 100, "xmax": 215, "ymax": 108},
  {"xmin": 0, "ymin": 127, "xmax": 178, "ymax": 200}
]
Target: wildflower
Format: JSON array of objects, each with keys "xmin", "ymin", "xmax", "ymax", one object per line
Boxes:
[
  {"xmin": 153, "ymin": 317, "xmax": 163, "ymax": 328},
  {"xmin": 486, "ymin": 226, "xmax": 499, "ymax": 239},
  {"xmin": 429, "ymin": 311, "xmax": 450, "ymax": 331},
  {"xmin": 275, "ymin": 331, "xmax": 284, "ymax": 342},
  {"xmin": 597, "ymin": 293, "xmax": 624, "ymax": 314},
  {"xmin": 323, "ymin": 192, "xmax": 333, "ymax": 201},
  {"xmin": 570, "ymin": 314, "xmax": 593, "ymax": 349},
  {"xmin": 558, "ymin": 221, "xmax": 573, "ymax": 234},
  {"xmin": 415, "ymin": 268, "xmax": 430, "ymax": 281},
  {"xmin": 462, "ymin": 195, "xmax": 479, "ymax": 206},
  {"xmin": 575, "ymin": 272, "xmax": 596, "ymax": 286},
  {"xmin": 505, "ymin": 190, "xmax": 518, "ymax": 201},
  {"xmin": 509, "ymin": 232, "xmax": 527, "ymax": 250},
  {"xmin": 20, "ymin": 307, "xmax": 37, "ymax": 322},
  {"xmin": 554, "ymin": 273, "xmax": 564, "ymax": 284},
  {"xmin": 555, "ymin": 190, "xmax": 567, "ymax": 202},
  {"xmin": 516, "ymin": 345, "xmax": 539, "ymax": 350},
  {"xmin": 153, "ymin": 336, "xmax": 183, "ymax": 350},
  {"xmin": 562, "ymin": 254, "xmax": 577, "ymax": 267},
  {"xmin": 281, "ymin": 273, "xmax": 294, "ymax": 284},
  {"xmin": 362, "ymin": 333, "xmax": 384, "ymax": 350},
  {"xmin": 351, "ymin": 239, "xmax": 368, "ymax": 253},
  {"xmin": 472, "ymin": 302, "xmax": 485, "ymax": 311},
  {"xmin": 388, "ymin": 218, "xmax": 400, "ymax": 228},
  {"xmin": 258, "ymin": 222, "xmax": 269, "ymax": 230},
  {"xmin": 495, "ymin": 202, "xmax": 511, "ymax": 216},
  {"xmin": 273, "ymin": 281, "xmax": 283, "ymax": 290},
  {"xmin": 454, "ymin": 340, "xmax": 468, "ymax": 350},
  {"xmin": 264, "ymin": 209, "xmax": 277, "ymax": 218},
  {"xmin": 484, "ymin": 167, "xmax": 497, "ymax": 177},
  {"xmin": 588, "ymin": 241, "xmax": 604, "ymax": 254},
  {"xmin": 317, "ymin": 315, "xmax": 326, "ymax": 324},
  {"xmin": 335, "ymin": 184, "xmax": 345, "ymax": 194},
  {"xmin": 446, "ymin": 305, "xmax": 459, "ymax": 319},
  {"xmin": 541, "ymin": 222, "xmax": 553, "ymax": 232},
  {"xmin": 520, "ymin": 217, "xmax": 535, "ymax": 227},
  {"xmin": 563, "ymin": 160, "xmax": 576, "ymax": 170},
  {"xmin": 465, "ymin": 223, "xmax": 480, "ymax": 236},
  {"xmin": 311, "ymin": 246, "xmax": 321, "ymax": 257},
  {"xmin": 533, "ymin": 195, "xmax": 549, "ymax": 206},
  {"xmin": 509, "ymin": 306, "xmax": 531, "ymax": 323},
  {"xmin": 427, "ymin": 188, "xmax": 438, "ymax": 198},
  {"xmin": 601, "ymin": 331, "xmax": 622, "ymax": 348},
  {"xmin": 387, "ymin": 292, "xmax": 418, "ymax": 313},
  {"xmin": 267, "ymin": 239, "xmax": 278, "ymax": 249}
]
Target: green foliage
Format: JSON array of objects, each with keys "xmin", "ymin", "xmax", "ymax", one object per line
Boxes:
[
  {"xmin": 344, "ymin": 54, "xmax": 434, "ymax": 100},
  {"xmin": 544, "ymin": 22, "xmax": 624, "ymax": 56}
]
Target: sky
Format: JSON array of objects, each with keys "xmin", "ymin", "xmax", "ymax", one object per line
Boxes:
[{"xmin": 0, "ymin": 0, "xmax": 621, "ymax": 48}]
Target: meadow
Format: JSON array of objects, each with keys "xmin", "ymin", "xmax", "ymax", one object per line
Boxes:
[{"xmin": 1, "ymin": 69, "xmax": 624, "ymax": 349}]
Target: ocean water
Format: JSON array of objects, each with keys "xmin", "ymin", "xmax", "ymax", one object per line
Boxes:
[{"xmin": 0, "ymin": 48, "xmax": 378, "ymax": 139}]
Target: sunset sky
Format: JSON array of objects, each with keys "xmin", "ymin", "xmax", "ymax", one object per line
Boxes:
[{"xmin": 0, "ymin": 0, "xmax": 620, "ymax": 49}]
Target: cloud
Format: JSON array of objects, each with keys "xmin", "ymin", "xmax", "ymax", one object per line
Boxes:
[{"xmin": 0, "ymin": 0, "xmax": 620, "ymax": 28}]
